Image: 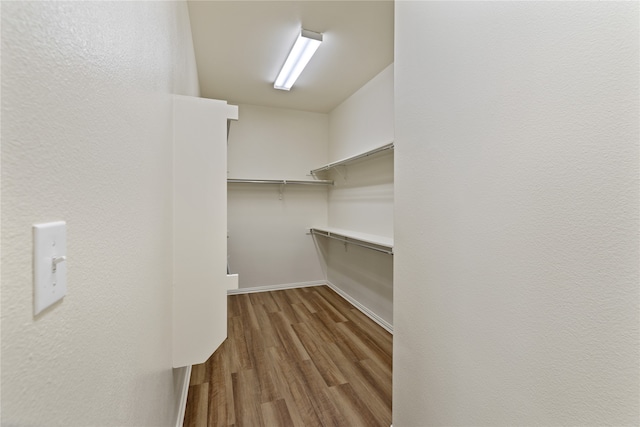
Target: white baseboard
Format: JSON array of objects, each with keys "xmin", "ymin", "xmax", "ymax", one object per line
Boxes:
[
  {"xmin": 326, "ymin": 281, "xmax": 393, "ymax": 334},
  {"xmin": 227, "ymin": 280, "xmax": 327, "ymax": 295},
  {"xmin": 175, "ymin": 364, "xmax": 192, "ymax": 427},
  {"xmin": 226, "ymin": 280, "xmax": 393, "ymax": 334}
]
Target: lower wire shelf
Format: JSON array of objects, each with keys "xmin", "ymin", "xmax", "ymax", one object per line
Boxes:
[{"xmin": 309, "ymin": 227, "xmax": 393, "ymax": 255}]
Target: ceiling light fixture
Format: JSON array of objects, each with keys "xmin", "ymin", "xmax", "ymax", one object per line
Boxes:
[{"xmin": 274, "ymin": 29, "xmax": 323, "ymax": 91}]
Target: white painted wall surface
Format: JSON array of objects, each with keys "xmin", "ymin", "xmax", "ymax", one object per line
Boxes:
[
  {"xmin": 326, "ymin": 153, "xmax": 394, "ymax": 238},
  {"xmin": 228, "ymin": 104, "xmax": 329, "ymax": 181},
  {"xmin": 1, "ymin": 2, "xmax": 199, "ymax": 425},
  {"xmin": 173, "ymin": 97, "xmax": 238, "ymax": 368},
  {"xmin": 329, "ymin": 63, "xmax": 394, "ymax": 161},
  {"xmin": 227, "ymin": 105, "xmax": 328, "ymax": 288},
  {"xmin": 323, "ymin": 65, "xmax": 394, "ymax": 326},
  {"xmin": 394, "ymin": 2, "xmax": 639, "ymax": 425},
  {"xmin": 323, "ymin": 239, "xmax": 393, "ymax": 326}
]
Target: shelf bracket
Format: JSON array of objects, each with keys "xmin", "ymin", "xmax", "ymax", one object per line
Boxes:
[{"xmin": 333, "ymin": 165, "xmax": 347, "ymax": 182}]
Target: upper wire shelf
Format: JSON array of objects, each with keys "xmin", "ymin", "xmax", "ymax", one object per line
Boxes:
[
  {"xmin": 310, "ymin": 142, "xmax": 394, "ymax": 175},
  {"xmin": 227, "ymin": 178, "xmax": 333, "ymax": 186}
]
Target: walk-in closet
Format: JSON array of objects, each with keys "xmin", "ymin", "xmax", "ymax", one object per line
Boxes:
[
  {"xmin": 226, "ymin": 64, "xmax": 395, "ymax": 331},
  {"xmin": 5, "ymin": 0, "xmax": 632, "ymax": 425},
  {"xmin": 181, "ymin": 2, "xmax": 396, "ymax": 424}
]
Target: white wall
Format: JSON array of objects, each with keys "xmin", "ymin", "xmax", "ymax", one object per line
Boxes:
[
  {"xmin": 394, "ymin": 2, "xmax": 639, "ymax": 425},
  {"xmin": 329, "ymin": 63, "xmax": 394, "ymax": 161},
  {"xmin": 324, "ymin": 64, "xmax": 394, "ymax": 325},
  {"xmin": 1, "ymin": 2, "xmax": 199, "ymax": 425},
  {"xmin": 173, "ymin": 97, "xmax": 238, "ymax": 368},
  {"xmin": 227, "ymin": 104, "xmax": 328, "ymax": 288}
]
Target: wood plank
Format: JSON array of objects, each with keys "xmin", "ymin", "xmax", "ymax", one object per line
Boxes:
[
  {"xmin": 290, "ymin": 301, "xmax": 314, "ymax": 323},
  {"xmin": 292, "ymin": 287, "xmax": 322, "ymax": 313},
  {"xmin": 271, "ymin": 290, "xmax": 306, "ymax": 324},
  {"xmin": 310, "ymin": 289, "xmax": 349, "ymax": 323},
  {"xmin": 261, "ymin": 399, "xmax": 295, "ymax": 426},
  {"xmin": 251, "ymin": 290, "xmax": 280, "ymax": 313},
  {"xmin": 327, "ymin": 382, "xmax": 381, "ymax": 427},
  {"xmin": 291, "ymin": 322, "xmax": 348, "ymax": 387},
  {"xmin": 333, "ymin": 320, "xmax": 390, "ymax": 366},
  {"xmin": 237, "ymin": 293, "xmax": 261, "ymax": 330},
  {"xmin": 190, "ymin": 362, "xmax": 206, "ymax": 386},
  {"xmin": 268, "ymin": 311, "xmax": 310, "ymax": 362},
  {"xmin": 324, "ymin": 341, "xmax": 392, "ymax": 425},
  {"xmin": 228, "ymin": 315, "xmax": 253, "ymax": 373},
  {"xmin": 304, "ymin": 310, "xmax": 338, "ymax": 345},
  {"xmin": 252, "ymin": 333, "xmax": 281, "ymax": 404},
  {"xmin": 316, "ymin": 286, "xmax": 392, "ymax": 350},
  {"xmin": 231, "ymin": 369, "xmax": 264, "ymax": 427},
  {"xmin": 183, "ymin": 382, "xmax": 209, "ymax": 427},
  {"xmin": 297, "ymin": 359, "xmax": 349, "ymax": 426},
  {"xmin": 207, "ymin": 343, "xmax": 233, "ymax": 426},
  {"xmin": 358, "ymin": 358, "xmax": 393, "ymax": 404},
  {"xmin": 251, "ymin": 298, "xmax": 279, "ymax": 348},
  {"xmin": 268, "ymin": 345, "xmax": 324, "ymax": 426},
  {"xmin": 228, "ymin": 292, "xmax": 241, "ymax": 318},
  {"xmin": 220, "ymin": 341, "xmax": 237, "ymax": 426}
]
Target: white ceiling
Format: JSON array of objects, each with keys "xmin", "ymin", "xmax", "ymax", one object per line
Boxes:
[{"xmin": 187, "ymin": 1, "xmax": 394, "ymax": 113}]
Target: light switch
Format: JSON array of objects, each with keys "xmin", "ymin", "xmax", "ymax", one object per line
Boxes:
[{"xmin": 33, "ymin": 221, "xmax": 67, "ymax": 315}]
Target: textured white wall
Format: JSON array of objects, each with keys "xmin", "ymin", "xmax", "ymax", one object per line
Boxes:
[
  {"xmin": 325, "ymin": 65, "xmax": 394, "ymax": 326},
  {"xmin": 1, "ymin": 2, "xmax": 199, "ymax": 425},
  {"xmin": 329, "ymin": 63, "xmax": 394, "ymax": 161},
  {"xmin": 227, "ymin": 104, "xmax": 328, "ymax": 288},
  {"xmin": 324, "ymin": 238, "xmax": 394, "ymax": 325},
  {"xmin": 326, "ymin": 154, "xmax": 394, "ymax": 238},
  {"xmin": 228, "ymin": 104, "xmax": 329, "ymax": 181},
  {"xmin": 394, "ymin": 2, "xmax": 639, "ymax": 426},
  {"xmin": 327, "ymin": 64, "xmax": 394, "ymax": 236}
]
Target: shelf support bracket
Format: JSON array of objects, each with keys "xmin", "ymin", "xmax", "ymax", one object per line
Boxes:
[{"xmin": 333, "ymin": 165, "xmax": 347, "ymax": 182}]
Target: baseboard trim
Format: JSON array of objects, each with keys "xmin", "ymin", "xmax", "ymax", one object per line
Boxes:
[
  {"xmin": 326, "ymin": 281, "xmax": 394, "ymax": 334},
  {"xmin": 227, "ymin": 280, "xmax": 327, "ymax": 295},
  {"xmin": 175, "ymin": 364, "xmax": 192, "ymax": 427}
]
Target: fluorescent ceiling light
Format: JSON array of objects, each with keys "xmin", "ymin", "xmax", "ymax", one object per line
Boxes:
[{"xmin": 274, "ymin": 29, "xmax": 323, "ymax": 91}]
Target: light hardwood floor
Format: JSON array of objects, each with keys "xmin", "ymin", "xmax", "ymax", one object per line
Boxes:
[{"xmin": 183, "ymin": 285, "xmax": 392, "ymax": 427}]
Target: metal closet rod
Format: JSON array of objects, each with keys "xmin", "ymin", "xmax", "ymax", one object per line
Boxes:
[
  {"xmin": 227, "ymin": 178, "xmax": 333, "ymax": 185},
  {"xmin": 310, "ymin": 229, "xmax": 394, "ymax": 255},
  {"xmin": 310, "ymin": 142, "xmax": 395, "ymax": 175}
]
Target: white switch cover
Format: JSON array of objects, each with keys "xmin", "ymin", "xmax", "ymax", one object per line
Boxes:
[{"xmin": 33, "ymin": 221, "xmax": 67, "ymax": 315}]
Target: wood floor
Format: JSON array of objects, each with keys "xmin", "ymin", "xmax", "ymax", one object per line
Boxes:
[{"xmin": 183, "ymin": 285, "xmax": 392, "ymax": 427}]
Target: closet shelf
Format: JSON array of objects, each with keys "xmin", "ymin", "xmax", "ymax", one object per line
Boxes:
[
  {"xmin": 309, "ymin": 227, "xmax": 393, "ymax": 255},
  {"xmin": 310, "ymin": 142, "xmax": 394, "ymax": 175},
  {"xmin": 228, "ymin": 178, "xmax": 333, "ymax": 186}
]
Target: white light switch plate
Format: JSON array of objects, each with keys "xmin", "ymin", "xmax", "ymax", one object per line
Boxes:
[{"xmin": 33, "ymin": 221, "xmax": 67, "ymax": 315}]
